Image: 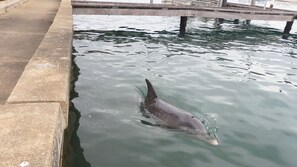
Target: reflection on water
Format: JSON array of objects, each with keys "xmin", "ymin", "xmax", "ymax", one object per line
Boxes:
[
  {"xmin": 63, "ymin": 49, "xmax": 91, "ymax": 167},
  {"xmin": 69, "ymin": 7, "xmax": 297, "ymax": 167}
]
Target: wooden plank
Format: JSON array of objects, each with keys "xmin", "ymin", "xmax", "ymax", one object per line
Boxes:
[
  {"xmin": 72, "ymin": 1, "xmax": 297, "ymax": 21},
  {"xmin": 73, "ymin": 8, "xmax": 295, "ymax": 21},
  {"xmin": 72, "ymin": 1, "xmax": 296, "ymax": 14},
  {"xmin": 226, "ymin": 2, "xmax": 294, "ymax": 12}
]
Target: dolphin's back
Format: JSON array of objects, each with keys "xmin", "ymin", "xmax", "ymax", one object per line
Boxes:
[
  {"xmin": 142, "ymin": 79, "xmax": 219, "ymax": 145},
  {"xmin": 146, "ymin": 99, "xmax": 190, "ymax": 127}
]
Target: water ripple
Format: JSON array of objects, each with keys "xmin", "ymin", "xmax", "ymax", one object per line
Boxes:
[{"xmin": 71, "ymin": 12, "xmax": 297, "ymax": 167}]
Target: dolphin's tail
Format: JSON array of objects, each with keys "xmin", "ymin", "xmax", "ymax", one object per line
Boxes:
[{"xmin": 145, "ymin": 79, "xmax": 158, "ymax": 102}]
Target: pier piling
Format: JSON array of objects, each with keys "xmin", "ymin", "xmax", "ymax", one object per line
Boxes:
[
  {"xmin": 283, "ymin": 21, "xmax": 294, "ymax": 39},
  {"xmin": 214, "ymin": 18, "xmax": 224, "ymax": 28},
  {"xmin": 72, "ymin": 1, "xmax": 297, "ymax": 38},
  {"xmin": 179, "ymin": 16, "xmax": 187, "ymax": 36},
  {"xmin": 284, "ymin": 21, "xmax": 293, "ymax": 34}
]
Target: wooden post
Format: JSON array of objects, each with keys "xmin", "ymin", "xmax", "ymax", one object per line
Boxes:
[
  {"xmin": 219, "ymin": 0, "xmax": 227, "ymax": 7},
  {"xmin": 283, "ymin": 21, "xmax": 294, "ymax": 39},
  {"xmin": 270, "ymin": 0, "xmax": 275, "ymax": 8},
  {"xmin": 251, "ymin": 0, "xmax": 256, "ymax": 6},
  {"xmin": 222, "ymin": 0, "xmax": 227, "ymax": 7},
  {"xmin": 179, "ymin": 16, "xmax": 187, "ymax": 36},
  {"xmin": 284, "ymin": 21, "xmax": 293, "ymax": 34},
  {"xmin": 214, "ymin": 18, "xmax": 224, "ymax": 28}
]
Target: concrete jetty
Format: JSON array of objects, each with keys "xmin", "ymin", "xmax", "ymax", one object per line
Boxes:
[{"xmin": 0, "ymin": 0, "xmax": 72, "ymax": 166}]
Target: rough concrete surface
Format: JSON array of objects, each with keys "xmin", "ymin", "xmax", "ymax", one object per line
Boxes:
[
  {"xmin": 0, "ymin": 0, "xmax": 27, "ymax": 14},
  {"xmin": 0, "ymin": 103, "xmax": 65, "ymax": 167},
  {"xmin": 0, "ymin": 0, "xmax": 73, "ymax": 166},
  {"xmin": 7, "ymin": 0, "xmax": 73, "ymax": 127},
  {"xmin": 0, "ymin": 0, "xmax": 60, "ymax": 104}
]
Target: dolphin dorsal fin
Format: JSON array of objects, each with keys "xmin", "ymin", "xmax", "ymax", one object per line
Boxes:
[{"xmin": 145, "ymin": 79, "xmax": 158, "ymax": 102}]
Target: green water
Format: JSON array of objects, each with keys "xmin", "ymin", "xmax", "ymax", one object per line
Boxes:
[{"xmin": 64, "ymin": 2, "xmax": 297, "ymax": 167}]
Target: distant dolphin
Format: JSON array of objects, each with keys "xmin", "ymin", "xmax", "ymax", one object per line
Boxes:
[{"xmin": 140, "ymin": 79, "xmax": 219, "ymax": 145}]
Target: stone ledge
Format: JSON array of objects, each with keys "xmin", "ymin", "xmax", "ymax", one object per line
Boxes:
[
  {"xmin": 7, "ymin": 0, "xmax": 73, "ymax": 128},
  {"xmin": 0, "ymin": 103, "xmax": 65, "ymax": 167}
]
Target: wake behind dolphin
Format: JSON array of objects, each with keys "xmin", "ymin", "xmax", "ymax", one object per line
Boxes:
[{"xmin": 140, "ymin": 79, "xmax": 219, "ymax": 145}]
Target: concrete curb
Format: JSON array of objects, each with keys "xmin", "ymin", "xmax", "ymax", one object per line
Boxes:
[
  {"xmin": 0, "ymin": 0, "xmax": 27, "ymax": 15},
  {"xmin": 1, "ymin": 0, "xmax": 73, "ymax": 166},
  {"xmin": 7, "ymin": 0, "xmax": 73, "ymax": 128},
  {"xmin": 0, "ymin": 103, "xmax": 65, "ymax": 167}
]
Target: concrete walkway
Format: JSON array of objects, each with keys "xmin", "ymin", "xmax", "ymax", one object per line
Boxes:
[
  {"xmin": 0, "ymin": 0, "xmax": 73, "ymax": 166},
  {"xmin": 0, "ymin": 0, "xmax": 60, "ymax": 103}
]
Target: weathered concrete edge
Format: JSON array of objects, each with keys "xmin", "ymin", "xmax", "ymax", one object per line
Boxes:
[
  {"xmin": 0, "ymin": 0, "xmax": 28, "ymax": 15},
  {"xmin": 0, "ymin": 103, "xmax": 65, "ymax": 167},
  {"xmin": 7, "ymin": 0, "xmax": 73, "ymax": 128},
  {"xmin": 5, "ymin": 0, "xmax": 73, "ymax": 166}
]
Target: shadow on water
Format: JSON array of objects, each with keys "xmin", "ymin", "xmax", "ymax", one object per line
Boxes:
[
  {"xmin": 62, "ymin": 47, "xmax": 91, "ymax": 167},
  {"xmin": 74, "ymin": 21, "xmax": 297, "ymax": 50}
]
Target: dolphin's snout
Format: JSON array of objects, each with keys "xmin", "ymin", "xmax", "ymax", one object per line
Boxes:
[
  {"xmin": 207, "ymin": 138, "xmax": 219, "ymax": 146},
  {"xmin": 193, "ymin": 134, "xmax": 219, "ymax": 146}
]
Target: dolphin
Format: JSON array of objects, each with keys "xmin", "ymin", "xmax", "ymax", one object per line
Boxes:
[{"xmin": 140, "ymin": 79, "xmax": 219, "ymax": 145}]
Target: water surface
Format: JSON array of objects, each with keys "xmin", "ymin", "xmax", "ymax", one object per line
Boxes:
[{"xmin": 65, "ymin": 1, "xmax": 297, "ymax": 167}]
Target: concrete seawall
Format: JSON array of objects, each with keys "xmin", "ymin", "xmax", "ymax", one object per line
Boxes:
[
  {"xmin": 7, "ymin": 0, "xmax": 73, "ymax": 127},
  {"xmin": 0, "ymin": 0, "xmax": 73, "ymax": 166}
]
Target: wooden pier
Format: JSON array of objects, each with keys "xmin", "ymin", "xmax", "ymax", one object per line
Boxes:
[{"xmin": 72, "ymin": 0, "xmax": 297, "ymax": 36}]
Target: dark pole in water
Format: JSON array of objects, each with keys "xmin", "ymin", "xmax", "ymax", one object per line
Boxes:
[
  {"xmin": 214, "ymin": 18, "xmax": 224, "ymax": 28},
  {"xmin": 179, "ymin": 16, "xmax": 187, "ymax": 36},
  {"xmin": 234, "ymin": 19, "xmax": 239, "ymax": 24},
  {"xmin": 246, "ymin": 0, "xmax": 255, "ymax": 24},
  {"xmin": 284, "ymin": 21, "xmax": 293, "ymax": 34},
  {"xmin": 283, "ymin": 21, "xmax": 294, "ymax": 39}
]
